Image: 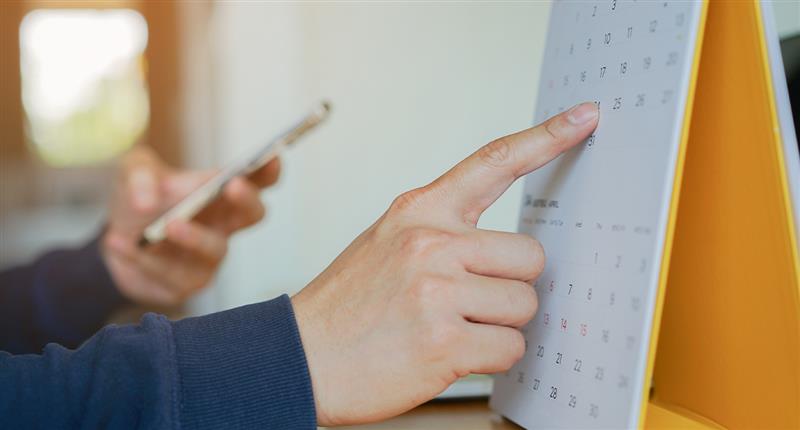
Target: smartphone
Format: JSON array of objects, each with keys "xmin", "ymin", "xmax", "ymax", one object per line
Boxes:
[{"xmin": 139, "ymin": 101, "xmax": 332, "ymax": 246}]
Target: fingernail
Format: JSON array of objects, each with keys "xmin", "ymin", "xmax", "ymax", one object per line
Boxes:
[
  {"xmin": 566, "ymin": 102, "xmax": 598, "ymax": 125},
  {"xmin": 131, "ymin": 168, "xmax": 156, "ymax": 209}
]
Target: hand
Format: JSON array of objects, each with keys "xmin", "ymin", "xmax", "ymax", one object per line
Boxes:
[
  {"xmin": 101, "ymin": 145, "xmax": 281, "ymax": 306},
  {"xmin": 291, "ymin": 102, "xmax": 599, "ymax": 426}
]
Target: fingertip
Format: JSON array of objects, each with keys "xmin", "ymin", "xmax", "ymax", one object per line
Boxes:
[
  {"xmin": 538, "ymin": 102, "xmax": 599, "ymax": 155},
  {"xmin": 226, "ymin": 176, "xmax": 262, "ymax": 203},
  {"xmin": 221, "ymin": 180, "xmax": 243, "ymax": 208},
  {"xmin": 566, "ymin": 102, "xmax": 599, "ymax": 126},
  {"xmin": 225, "ymin": 176, "xmax": 247, "ymax": 195},
  {"xmin": 250, "ymin": 157, "xmax": 282, "ymax": 188},
  {"xmin": 165, "ymin": 219, "xmax": 195, "ymax": 243}
]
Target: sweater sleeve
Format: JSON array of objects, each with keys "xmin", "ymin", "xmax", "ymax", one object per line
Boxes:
[
  {"xmin": 0, "ymin": 294, "xmax": 317, "ymax": 429},
  {"xmin": 0, "ymin": 238, "xmax": 128, "ymax": 354}
]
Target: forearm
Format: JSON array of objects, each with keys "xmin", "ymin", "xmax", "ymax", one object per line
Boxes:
[
  {"xmin": 0, "ymin": 295, "xmax": 316, "ymax": 429},
  {"xmin": 0, "ymin": 238, "xmax": 128, "ymax": 353}
]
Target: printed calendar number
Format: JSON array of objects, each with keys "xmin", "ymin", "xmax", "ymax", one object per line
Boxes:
[
  {"xmin": 595, "ymin": 366, "xmax": 605, "ymax": 381},
  {"xmin": 491, "ymin": 2, "xmax": 702, "ymax": 428},
  {"xmin": 667, "ymin": 51, "xmax": 679, "ymax": 66}
]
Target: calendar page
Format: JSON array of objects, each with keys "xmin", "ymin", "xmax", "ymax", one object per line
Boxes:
[{"xmin": 490, "ymin": 1, "xmax": 703, "ymax": 429}]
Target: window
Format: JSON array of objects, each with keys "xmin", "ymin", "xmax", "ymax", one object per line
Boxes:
[{"xmin": 19, "ymin": 9, "xmax": 149, "ymax": 166}]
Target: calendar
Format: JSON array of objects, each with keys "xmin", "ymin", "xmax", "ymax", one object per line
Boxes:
[
  {"xmin": 490, "ymin": 0, "xmax": 800, "ymax": 428},
  {"xmin": 491, "ymin": 1, "xmax": 705, "ymax": 428}
]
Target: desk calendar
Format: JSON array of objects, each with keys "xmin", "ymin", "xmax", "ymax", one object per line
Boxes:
[{"xmin": 490, "ymin": 1, "xmax": 800, "ymax": 429}]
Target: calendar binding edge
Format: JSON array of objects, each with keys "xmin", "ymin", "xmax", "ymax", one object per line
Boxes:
[{"xmin": 635, "ymin": 1, "xmax": 710, "ymax": 429}]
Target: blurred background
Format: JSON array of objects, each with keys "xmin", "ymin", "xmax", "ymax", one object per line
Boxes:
[{"xmin": 1, "ymin": 1, "xmax": 798, "ymax": 316}]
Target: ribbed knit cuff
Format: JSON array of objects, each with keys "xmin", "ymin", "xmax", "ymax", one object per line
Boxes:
[{"xmin": 171, "ymin": 295, "xmax": 317, "ymax": 429}]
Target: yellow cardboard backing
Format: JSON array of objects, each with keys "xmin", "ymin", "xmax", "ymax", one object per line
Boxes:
[
  {"xmin": 638, "ymin": 0, "xmax": 710, "ymax": 428},
  {"xmin": 646, "ymin": 1, "xmax": 800, "ymax": 428}
]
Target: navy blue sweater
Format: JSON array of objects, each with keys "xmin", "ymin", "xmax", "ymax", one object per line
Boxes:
[{"xmin": 0, "ymin": 241, "xmax": 317, "ymax": 429}]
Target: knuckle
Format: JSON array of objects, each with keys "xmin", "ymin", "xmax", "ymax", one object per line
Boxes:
[
  {"xmin": 399, "ymin": 227, "xmax": 448, "ymax": 259},
  {"xmin": 410, "ymin": 275, "xmax": 451, "ymax": 306},
  {"xmin": 423, "ymin": 321, "xmax": 462, "ymax": 358},
  {"xmin": 478, "ymin": 137, "xmax": 514, "ymax": 168},
  {"xmin": 389, "ymin": 187, "xmax": 428, "ymax": 213},
  {"xmin": 542, "ymin": 116, "xmax": 571, "ymax": 151}
]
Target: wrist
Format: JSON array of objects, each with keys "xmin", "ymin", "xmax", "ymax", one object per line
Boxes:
[{"xmin": 290, "ymin": 291, "xmax": 334, "ymax": 427}]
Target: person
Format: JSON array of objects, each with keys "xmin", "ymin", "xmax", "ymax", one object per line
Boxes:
[
  {"xmin": 1, "ymin": 145, "xmax": 280, "ymax": 354},
  {"xmin": 0, "ymin": 102, "xmax": 599, "ymax": 428}
]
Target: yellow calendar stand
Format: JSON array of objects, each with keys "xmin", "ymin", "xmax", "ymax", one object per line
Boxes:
[{"xmin": 641, "ymin": 1, "xmax": 800, "ymax": 429}]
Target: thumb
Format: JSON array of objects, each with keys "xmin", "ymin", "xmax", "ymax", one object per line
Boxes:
[
  {"xmin": 430, "ymin": 102, "xmax": 598, "ymax": 225},
  {"xmin": 164, "ymin": 169, "xmax": 217, "ymax": 202},
  {"xmin": 126, "ymin": 162, "xmax": 160, "ymax": 214}
]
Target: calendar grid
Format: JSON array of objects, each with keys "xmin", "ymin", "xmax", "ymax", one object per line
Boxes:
[{"xmin": 491, "ymin": 1, "xmax": 705, "ymax": 428}]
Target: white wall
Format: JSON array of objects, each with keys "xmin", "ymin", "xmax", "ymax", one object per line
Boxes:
[
  {"xmin": 772, "ymin": 0, "xmax": 800, "ymax": 37},
  {"xmin": 196, "ymin": 1, "xmax": 797, "ymax": 313},
  {"xmin": 194, "ymin": 2, "xmax": 551, "ymax": 312}
]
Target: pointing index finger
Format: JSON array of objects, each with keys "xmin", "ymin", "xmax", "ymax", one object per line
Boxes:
[{"xmin": 432, "ymin": 102, "xmax": 598, "ymax": 224}]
